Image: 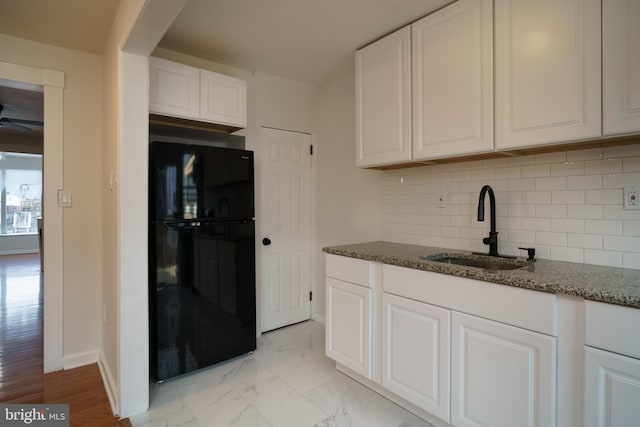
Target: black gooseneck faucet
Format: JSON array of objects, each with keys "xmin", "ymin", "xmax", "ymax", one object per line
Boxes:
[{"xmin": 477, "ymin": 185, "xmax": 499, "ymax": 256}]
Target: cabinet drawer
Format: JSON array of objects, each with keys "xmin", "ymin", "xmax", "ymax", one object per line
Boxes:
[
  {"xmin": 585, "ymin": 300, "xmax": 640, "ymax": 359},
  {"xmin": 383, "ymin": 264, "xmax": 557, "ymax": 335},
  {"xmin": 326, "ymin": 254, "xmax": 372, "ymax": 288}
]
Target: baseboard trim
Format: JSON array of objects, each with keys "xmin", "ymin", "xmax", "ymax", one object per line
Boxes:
[
  {"xmin": 63, "ymin": 351, "xmax": 98, "ymax": 370},
  {"xmin": 0, "ymin": 249, "xmax": 39, "ymax": 256},
  {"xmin": 311, "ymin": 312, "xmax": 326, "ymax": 324},
  {"xmin": 98, "ymin": 351, "xmax": 119, "ymax": 417}
]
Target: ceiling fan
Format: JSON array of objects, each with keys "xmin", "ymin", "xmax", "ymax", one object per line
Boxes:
[{"xmin": 0, "ymin": 104, "xmax": 44, "ymax": 131}]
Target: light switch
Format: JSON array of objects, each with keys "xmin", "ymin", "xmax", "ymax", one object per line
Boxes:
[{"xmin": 57, "ymin": 189, "xmax": 72, "ymax": 207}]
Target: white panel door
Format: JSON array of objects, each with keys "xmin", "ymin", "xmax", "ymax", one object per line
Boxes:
[
  {"xmin": 584, "ymin": 346, "xmax": 640, "ymax": 427},
  {"xmin": 412, "ymin": 0, "xmax": 493, "ymax": 160},
  {"xmin": 451, "ymin": 311, "xmax": 556, "ymax": 427},
  {"xmin": 603, "ymin": 0, "xmax": 640, "ymax": 135},
  {"xmin": 261, "ymin": 127, "xmax": 312, "ymax": 332},
  {"xmin": 382, "ymin": 293, "xmax": 451, "ymax": 422},
  {"xmin": 326, "ymin": 278, "xmax": 372, "ymax": 379},
  {"xmin": 494, "ymin": 0, "xmax": 601, "ymax": 149},
  {"xmin": 355, "ymin": 26, "xmax": 412, "ymax": 167},
  {"xmin": 149, "ymin": 57, "xmax": 200, "ymax": 119},
  {"xmin": 200, "ymin": 69, "xmax": 247, "ymax": 127}
]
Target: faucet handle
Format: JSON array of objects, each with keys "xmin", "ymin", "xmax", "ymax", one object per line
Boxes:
[{"xmin": 518, "ymin": 247, "xmax": 536, "ymax": 262}]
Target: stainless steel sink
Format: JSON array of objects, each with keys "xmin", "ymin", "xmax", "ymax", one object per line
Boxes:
[{"xmin": 424, "ymin": 254, "xmax": 528, "ymax": 271}]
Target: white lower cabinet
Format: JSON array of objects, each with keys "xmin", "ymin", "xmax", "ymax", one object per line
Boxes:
[
  {"xmin": 382, "ymin": 293, "xmax": 451, "ymax": 422},
  {"xmin": 326, "ymin": 277, "xmax": 372, "ymax": 379},
  {"xmin": 584, "ymin": 300, "xmax": 640, "ymax": 427},
  {"xmin": 584, "ymin": 346, "xmax": 640, "ymax": 427},
  {"xmin": 451, "ymin": 311, "xmax": 556, "ymax": 427}
]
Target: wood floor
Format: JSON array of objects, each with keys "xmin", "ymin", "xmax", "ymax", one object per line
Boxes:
[{"xmin": 0, "ymin": 254, "xmax": 131, "ymax": 426}]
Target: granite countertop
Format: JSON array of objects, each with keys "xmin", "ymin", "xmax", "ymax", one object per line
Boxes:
[{"xmin": 323, "ymin": 241, "xmax": 640, "ymax": 309}]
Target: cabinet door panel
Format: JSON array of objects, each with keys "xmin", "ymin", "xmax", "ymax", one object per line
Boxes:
[
  {"xmin": 200, "ymin": 69, "xmax": 247, "ymax": 127},
  {"xmin": 149, "ymin": 57, "xmax": 200, "ymax": 119},
  {"xmin": 412, "ymin": 0, "xmax": 493, "ymax": 160},
  {"xmin": 603, "ymin": 0, "xmax": 640, "ymax": 135},
  {"xmin": 495, "ymin": 0, "xmax": 601, "ymax": 149},
  {"xmin": 355, "ymin": 27, "xmax": 412, "ymax": 167},
  {"xmin": 326, "ymin": 278, "xmax": 372, "ymax": 378},
  {"xmin": 382, "ymin": 293, "xmax": 450, "ymax": 422},
  {"xmin": 452, "ymin": 312, "xmax": 556, "ymax": 427},
  {"xmin": 584, "ymin": 346, "xmax": 640, "ymax": 427}
]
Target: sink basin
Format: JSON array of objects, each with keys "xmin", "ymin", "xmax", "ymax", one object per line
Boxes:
[{"xmin": 424, "ymin": 254, "xmax": 528, "ymax": 271}]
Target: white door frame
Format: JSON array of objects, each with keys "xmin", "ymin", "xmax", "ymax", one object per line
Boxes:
[{"xmin": 0, "ymin": 61, "xmax": 65, "ymax": 372}]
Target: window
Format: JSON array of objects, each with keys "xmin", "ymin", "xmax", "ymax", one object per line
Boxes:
[{"xmin": 0, "ymin": 153, "xmax": 42, "ymax": 235}]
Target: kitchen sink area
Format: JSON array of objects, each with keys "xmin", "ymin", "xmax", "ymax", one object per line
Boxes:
[{"xmin": 422, "ymin": 253, "xmax": 529, "ymax": 271}]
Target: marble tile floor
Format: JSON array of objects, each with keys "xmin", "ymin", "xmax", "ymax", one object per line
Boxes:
[{"xmin": 130, "ymin": 320, "xmax": 434, "ymax": 427}]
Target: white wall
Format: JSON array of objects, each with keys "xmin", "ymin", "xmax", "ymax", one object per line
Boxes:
[
  {"xmin": 313, "ymin": 72, "xmax": 384, "ymax": 320},
  {"xmin": 0, "ymin": 34, "xmax": 103, "ymax": 362},
  {"xmin": 382, "ymin": 144, "xmax": 640, "ymax": 269}
]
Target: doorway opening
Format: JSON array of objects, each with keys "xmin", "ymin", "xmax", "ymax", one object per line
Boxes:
[{"xmin": 0, "ymin": 78, "xmax": 44, "ymax": 397}]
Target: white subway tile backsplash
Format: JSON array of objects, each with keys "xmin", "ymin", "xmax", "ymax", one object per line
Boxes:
[
  {"xmin": 604, "ymin": 144, "xmax": 640, "ymax": 158},
  {"xmin": 551, "ymin": 162, "xmax": 584, "ymax": 177},
  {"xmin": 623, "ymin": 157, "xmax": 640, "ymax": 173},
  {"xmin": 522, "ymin": 191, "xmax": 552, "ymax": 204},
  {"xmin": 550, "ymin": 246, "xmax": 584, "ymax": 263},
  {"xmin": 522, "ymin": 164, "xmax": 551, "ymax": 178},
  {"xmin": 536, "ymin": 205, "xmax": 567, "ymax": 218},
  {"xmin": 508, "ymin": 230, "xmax": 537, "ymax": 243},
  {"xmin": 604, "ymin": 205, "xmax": 640, "ymax": 220},
  {"xmin": 585, "ymin": 249, "xmax": 623, "ymax": 267},
  {"xmin": 567, "ymin": 175, "xmax": 602, "ymax": 190},
  {"xmin": 471, "ymin": 168, "xmax": 494, "ymax": 181},
  {"xmin": 623, "ymin": 253, "xmax": 640, "ymax": 269},
  {"xmin": 535, "ymin": 177, "xmax": 567, "ymax": 191},
  {"xmin": 623, "ymin": 221, "xmax": 640, "ymax": 237},
  {"xmin": 602, "ymin": 172, "xmax": 640, "ymax": 189},
  {"xmin": 521, "ymin": 218, "xmax": 551, "ymax": 231},
  {"xmin": 551, "ymin": 219, "xmax": 584, "ymax": 233},
  {"xmin": 568, "ymin": 233, "xmax": 602, "ymax": 249},
  {"xmin": 586, "ymin": 189, "xmax": 621, "ymax": 205},
  {"xmin": 382, "ymin": 143, "xmax": 640, "ymax": 269},
  {"xmin": 566, "ymin": 147, "xmax": 603, "ymax": 161},
  {"xmin": 568, "ymin": 205, "xmax": 603, "ymax": 219},
  {"xmin": 552, "ymin": 190, "xmax": 585, "ymax": 205},
  {"xmin": 450, "ymin": 170, "xmax": 472, "ymax": 182},
  {"xmin": 494, "ymin": 166, "xmax": 521, "ymax": 180},
  {"xmin": 604, "ymin": 235, "xmax": 640, "ymax": 252},
  {"xmin": 536, "ymin": 152, "xmax": 567, "ymax": 164},
  {"xmin": 536, "ymin": 231, "xmax": 567, "ymax": 246},
  {"xmin": 585, "ymin": 220, "xmax": 622, "ymax": 236},
  {"xmin": 585, "ymin": 158, "xmax": 622, "ymax": 175},
  {"xmin": 507, "ymin": 178, "xmax": 535, "ymax": 191},
  {"xmin": 508, "ymin": 204, "xmax": 536, "ymax": 218}
]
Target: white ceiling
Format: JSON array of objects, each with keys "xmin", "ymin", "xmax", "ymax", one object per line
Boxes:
[
  {"xmin": 159, "ymin": 0, "xmax": 452, "ymax": 85},
  {"xmin": 0, "ymin": 0, "xmax": 121, "ymax": 54},
  {"xmin": 0, "ymin": 0, "xmax": 452, "ymax": 86}
]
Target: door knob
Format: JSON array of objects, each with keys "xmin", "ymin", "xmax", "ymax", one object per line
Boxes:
[{"xmin": 262, "ymin": 237, "xmax": 271, "ymax": 246}]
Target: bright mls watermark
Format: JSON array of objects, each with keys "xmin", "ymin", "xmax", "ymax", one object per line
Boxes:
[{"xmin": 0, "ymin": 405, "xmax": 69, "ymax": 426}]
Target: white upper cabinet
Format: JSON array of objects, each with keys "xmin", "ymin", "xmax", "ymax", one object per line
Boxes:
[
  {"xmin": 149, "ymin": 57, "xmax": 247, "ymax": 128},
  {"xmin": 149, "ymin": 57, "xmax": 200, "ymax": 119},
  {"xmin": 355, "ymin": 26, "xmax": 412, "ymax": 167},
  {"xmin": 494, "ymin": 0, "xmax": 601, "ymax": 149},
  {"xmin": 200, "ymin": 69, "xmax": 247, "ymax": 128},
  {"xmin": 603, "ymin": 0, "xmax": 640, "ymax": 135},
  {"xmin": 412, "ymin": 0, "xmax": 494, "ymax": 160}
]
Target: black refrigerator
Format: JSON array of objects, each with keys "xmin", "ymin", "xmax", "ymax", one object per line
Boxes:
[{"xmin": 149, "ymin": 141, "xmax": 256, "ymax": 381}]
